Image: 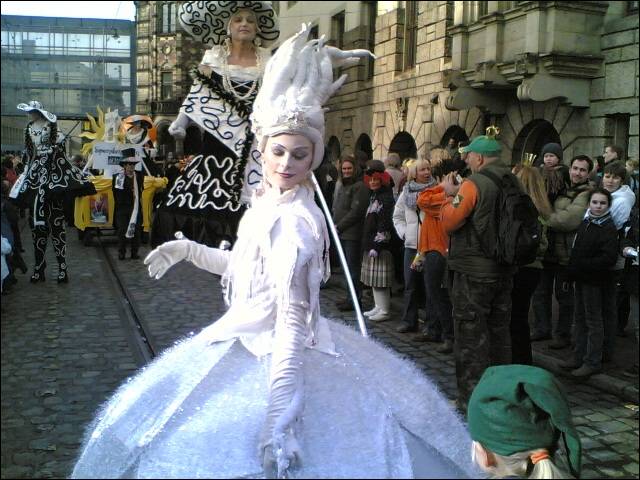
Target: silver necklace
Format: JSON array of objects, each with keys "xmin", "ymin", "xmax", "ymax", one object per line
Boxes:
[{"xmin": 221, "ymin": 39, "xmax": 262, "ymax": 101}]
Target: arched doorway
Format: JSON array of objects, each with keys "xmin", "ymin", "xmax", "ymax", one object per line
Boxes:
[
  {"xmin": 184, "ymin": 125, "xmax": 203, "ymax": 156},
  {"xmin": 327, "ymin": 136, "xmax": 341, "ymax": 167},
  {"xmin": 355, "ymin": 133, "xmax": 373, "ymax": 162},
  {"xmin": 512, "ymin": 120, "xmax": 561, "ymax": 166},
  {"xmin": 389, "ymin": 131, "xmax": 417, "ymax": 160},
  {"xmin": 440, "ymin": 125, "xmax": 469, "ymax": 148}
]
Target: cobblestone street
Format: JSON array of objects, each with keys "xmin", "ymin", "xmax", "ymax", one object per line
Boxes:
[{"xmin": 1, "ymin": 228, "xmax": 638, "ymax": 478}]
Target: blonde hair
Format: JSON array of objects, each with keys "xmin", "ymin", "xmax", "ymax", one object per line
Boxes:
[
  {"xmin": 516, "ymin": 165, "xmax": 553, "ymax": 219},
  {"xmin": 472, "ymin": 442, "xmax": 572, "ymax": 479},
  {"xmin": 405, "ymin": 158, "xmax": 431, "ymax": 181},
  {"xmin": 428, "ymin": 147, "xmax": 452, "ymax": 167}
]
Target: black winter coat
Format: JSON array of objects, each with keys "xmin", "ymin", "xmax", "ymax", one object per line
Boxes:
[
  {"xmin": 622, "ymin": 202, "xmax": 639, "ymax": 295},
  {"xmin": 361, "ymin": 185, "xmax": 395, "ymax": 253},
  {"xmin": 568, "ymin": 212, "xmax": 618, "ymax": 285}
]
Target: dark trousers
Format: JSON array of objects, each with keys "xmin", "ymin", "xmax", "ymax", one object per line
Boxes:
[
  {"xmin": 29, "ymin": 198, "xmax": 66, "ymax": 273},
  {"xmin": 531, "ymin": 264, "xmax": 573, "ymax": 340},
  {"xmin": 340, "ymin": 238, "xmax": 362, "ymax": 300},
  {"xmin": 573, "ymin": 282, "xmax": 605, "ymax": 369},
  {"xmin": 601, "ymin": 274, "xmax": 618, "ymax": 361},
  {"xmin": 510, "ymin": 267, "xmax": 540, "ymax": 365},
  {"xmin": 400, "ymin": 247, "xmax": 425, "ymax": 328},
  {"xmin": 424, "ymin": 251, "xmax": 453, "ymax": 341},
  {"xmin": 115, "ymin": 210, "xmax": 141, "ymax": 256},
  {"xmin": 451, "ymin": 271, "xmax": 513, "ymax": 411},
  {"xmin": 615, "ymin": 270, "xmax": 629, "ymax": 332}
]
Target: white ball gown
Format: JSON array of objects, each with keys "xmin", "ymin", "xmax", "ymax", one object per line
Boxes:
[{"xmin": 71, "ymin": 184, "xmax": 481, "ymax": 479}]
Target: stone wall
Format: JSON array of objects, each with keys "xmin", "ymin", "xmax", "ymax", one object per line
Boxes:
[{"xmin": 587, "ymin": 11, "xmax": 639, "ymax": 160}]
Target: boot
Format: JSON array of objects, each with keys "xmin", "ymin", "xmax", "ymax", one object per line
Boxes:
[{"xmin": 369, "ymin": 288, "xmax": 390, "ymax": 322}]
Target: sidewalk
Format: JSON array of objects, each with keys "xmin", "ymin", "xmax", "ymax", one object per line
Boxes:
[{"xmin": 327, "ymin": 272, "xmax": 639, "ymax": 404}]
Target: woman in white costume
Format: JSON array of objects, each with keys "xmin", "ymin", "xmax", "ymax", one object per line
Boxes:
[
  {"xmin": 71, "ymin": 26, "xmax": 478, "ymax": 479},
  {"xmin": 152, "ymin": 1, "xmax": 279, "ymax": 248}
]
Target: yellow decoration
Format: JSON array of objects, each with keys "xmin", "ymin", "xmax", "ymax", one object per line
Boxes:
[
  {"xmin": 485, "ymin": 126, "xmax": 500, "ymax": 138},
  {"xmin": 523, "ymin": 153, "xmax": 537, "ymax": 167},
  {"xmin": 79, "ymin": 106, "xmax": 125, "ymax": 158},
  {"xmin": 75, "ymin": 175, "xmax": 169, "ymax": 232}
]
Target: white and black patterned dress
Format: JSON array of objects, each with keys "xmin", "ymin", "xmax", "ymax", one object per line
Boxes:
[{"xmin": 151, "ymin": 46, "xmax": 267, "ymax": 248}]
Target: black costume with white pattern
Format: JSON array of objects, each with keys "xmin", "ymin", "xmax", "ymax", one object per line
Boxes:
[
  {"xmin": 15, "ymin": 119, "xmax": 95, "ymax": 281},
  {"xmin": 151, "ymin": 53, "xmax": 265, "ymax": 248}
]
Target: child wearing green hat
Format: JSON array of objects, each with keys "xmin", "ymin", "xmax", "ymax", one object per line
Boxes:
[{"xmin": 468, "ymin": 364, "xmax": 581, "ymax": 479}]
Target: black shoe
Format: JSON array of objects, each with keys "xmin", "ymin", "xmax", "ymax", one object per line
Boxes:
[
  {"xmin": 118, "ymin": 251, "xmax": 126, "ymax": 260},
  {"xmin": 131, "ymin": 252, "xmax": 140, "ymax": 260},
  {"xmin": 396, "ymin": 324, "xmax": 418, "ymax": 333},
  {"xmin": 548, "ymin": 338, "xmax": 570, "ymax": 350},
  {"xmin": 530, "ymin": 332, "xmax": 551, "ymax": 342},
  {"xmin": 57, "ymin": 270, "xmax": 68, "ymax": 284}
]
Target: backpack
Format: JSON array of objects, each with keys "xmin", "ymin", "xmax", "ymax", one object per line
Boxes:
[{"xmin": 475, "ymin": 169, "xmax": 542, "ymax": 266}]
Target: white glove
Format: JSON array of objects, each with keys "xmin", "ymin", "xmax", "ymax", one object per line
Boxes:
[
  {"xmin": 368, "ymin": 249, "xmax": 378, "ymax": 258},
  {"xmin": 144, "ymin": 239, "xmax": 230, "ymax": 279},
  {"xmin": 168, "ymin": 113, "xmax": 190, "ymax": 140}
]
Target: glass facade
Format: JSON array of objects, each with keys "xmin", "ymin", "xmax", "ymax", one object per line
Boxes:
[{"xmin": 1, "ymin": 15, "xmax": 135, "ymax": 120}]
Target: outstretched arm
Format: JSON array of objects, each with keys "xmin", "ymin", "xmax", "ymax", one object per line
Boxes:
[{"xmin": 144, "ymin": 239, "xmax": 230, "ymax": 279}]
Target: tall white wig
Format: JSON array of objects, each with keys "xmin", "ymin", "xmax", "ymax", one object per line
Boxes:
[{"xmin": 250, "ymin": 23, "xmax": 374, "ymax": 170}]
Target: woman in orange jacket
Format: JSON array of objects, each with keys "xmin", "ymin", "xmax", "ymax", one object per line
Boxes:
[{"xmin": 415, "ymin": 169, "xmax": 455, "ymax": 353}]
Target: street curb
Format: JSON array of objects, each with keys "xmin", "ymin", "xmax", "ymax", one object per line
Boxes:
[{"xmin": 533, "ymin": 350, "xmax": 639, "ymax": 404}]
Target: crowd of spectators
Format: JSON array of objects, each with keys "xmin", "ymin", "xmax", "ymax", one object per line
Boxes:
[{"xmin": 323, "ymin": 138, "xmax": 639, "ymax": 414}]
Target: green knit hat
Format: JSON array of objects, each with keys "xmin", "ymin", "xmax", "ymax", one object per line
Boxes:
[
  {"xmin": 459, "ymin": 126, "xmax": 502, "ymax": 155},
  {"xmin": 468, "ymin": 365, "xmax": 581, "ymax": 478}
]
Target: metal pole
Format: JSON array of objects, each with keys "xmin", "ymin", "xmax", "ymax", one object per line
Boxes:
[{"xmin": 310, "ymin": 173, "xmax": 368, "ymax": 338}]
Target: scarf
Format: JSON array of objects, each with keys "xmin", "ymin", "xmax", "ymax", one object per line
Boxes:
[
  {"xmin": 585, "ymin": 209, "xmax": 611, "ymax": 225},
  {"xmin": 125, "ymin": 173, "xmax": 140, "ymax": 238},
  {"xmin": 404, "ymin": 179, "xmax": 436, "ymax": 209}
]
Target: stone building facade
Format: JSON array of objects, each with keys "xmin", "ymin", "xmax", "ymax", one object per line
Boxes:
[
  {"xmin": 135, "ymin": 1, "xmax": 638, "ymax": 165},
  {"xmin": 318, "ymin": 0, "xmax": 639, "ymax": 164},
  {"xmin": 134, "ymin": 1, "xmax": 203, "ymax": 159}
]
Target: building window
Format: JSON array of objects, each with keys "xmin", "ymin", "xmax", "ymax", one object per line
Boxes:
[
  {"xmin": 629, "ymin": 0, "xmax": 639, "ymax": 14},
  {"xmin": 403, "ymin": 0, "xmax": 418, "ymax": 70},
  {"xmin": 159, "ymin": 2, "xmax": 176, "ymax": 34},
  {"xmin": 161, "ymin": 71, "xmax": 173, "ymax": 99},
  {"xmin": 331, "ymin": 11, "xmax": 345, "ymax": 49},
  {"xmin": 287, "ymin": 1, "xmax": 297, "ymax": 8},
  {"xmin": 468, "ymin": 1, "xmax": 488, "ymax": 23},
  {"xmin": 606, "ymin": 114, "xmax": 630, "ymax": 158}
]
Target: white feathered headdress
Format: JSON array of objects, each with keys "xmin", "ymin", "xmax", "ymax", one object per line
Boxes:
[{"xmin": 251, "ymin": 23, "xmax": 375, "ymax": 169}]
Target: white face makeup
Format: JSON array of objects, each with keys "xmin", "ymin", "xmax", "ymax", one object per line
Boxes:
[
  {"xmin": 263, "ymin": 134, "xmax": 314, "ymax": 191},
  {"xmin": 228, "ymin": 9, "xmax": 258, "ymax": 43}
]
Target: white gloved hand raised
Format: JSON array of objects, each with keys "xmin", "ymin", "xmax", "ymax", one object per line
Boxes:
[
  {"xmin": 144, "ymin": 239, "xmax": 231, "ymax": 279},
  {"xmin": 144, "ymin": 239, "xmax": 192, "ymax": 279}
]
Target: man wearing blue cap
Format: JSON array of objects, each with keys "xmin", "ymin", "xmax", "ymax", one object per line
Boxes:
[{"xmin": 438, "ymin": 127, "xmax": 516, "ymax": 414}]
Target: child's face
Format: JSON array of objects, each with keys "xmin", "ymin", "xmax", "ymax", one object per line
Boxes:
[
  {"xmin": 602, "ymin": 173, "xmax": 622, "ymax": 192},
  {"xmin": 590, "ymin": 193, "xmax": 609, "ymax": 217}
]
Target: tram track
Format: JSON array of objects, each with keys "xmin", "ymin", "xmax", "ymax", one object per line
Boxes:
[{"xmin": 96, "ymin": 234, "xmax": 157, "ymax": 364}]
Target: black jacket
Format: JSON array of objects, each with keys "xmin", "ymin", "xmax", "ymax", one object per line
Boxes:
[
  {"xmin": 361, "ymin": 185, "xmax": 395, "ymax": 253},
  {"xmin": 568, "ymin": 212, "xmax": 618, "ymax": 285}
]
